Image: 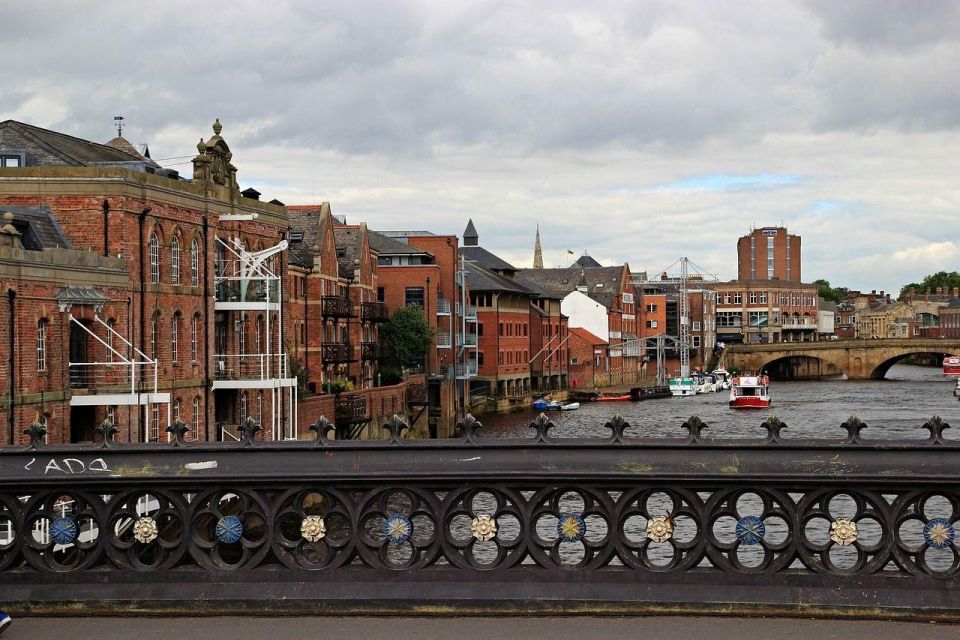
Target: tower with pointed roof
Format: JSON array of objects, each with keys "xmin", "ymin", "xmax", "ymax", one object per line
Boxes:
[
  {"xmin": 463, "ymin": 218, "xmax": 479, "ymax": 246},
  {"xmin": 533, "ymin": 223, "xmax": 543, "ymax": 269}
]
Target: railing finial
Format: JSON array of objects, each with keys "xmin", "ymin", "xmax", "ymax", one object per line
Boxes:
[
  {"xmin": 923, "ymin": 414, "xmax": 950, "ymax": 445},
  {"xmin": 95, "ymin": 419, "xmax": 119, "ymax": 448},
  {"xmin": 167, "ymin": 420, "xmax": 190, "ymax": 447},
  {"xmin": 841, "ymin": 414, "xmax": 866, "ymax": 444},
  {"xmin": 237, "ymin": 417, "xmax": 262, "ymax": 446},
  {"xmin": 23, "ymin": 418, "xmax": 47, "ymax": 450},
  {"xmin": 383, "ymin": 414, "xmax": 409, "ymax": 444},
  {"xmin": 309, "ymin": 416, "xmax": 336, "ymax": 445},
  {"xmin": 761, "ymin": 415, "xmax": 786, "ymax": 444},
  {"xmin": 532, "ymin": 413, "xmax": 556, "ymax": 442},
  {"xmin": 682, "ymin": 415, "xmax": 708, "ymax": 443},
  {"xmin": 458, "ymin": 413, "xmax": 482, "ymax": 443},
  {"xmin": 605, "ymin": 414, "xmax": 629, "ymax": 444}
]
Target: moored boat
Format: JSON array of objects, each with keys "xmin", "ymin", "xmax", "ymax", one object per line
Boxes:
[
  {"xmin": 560, "ymin": 402, "xmax": 580, "ymax": 411},
  {"xmin": 595, "ymin": 393, "xmax": 632, "ymax": 402},
  {"xmin": 954, "ymin": 378, "xmax": 960, "ymax": 398},
  {"xmin": 945, "ymin": 356, "xmax": 960, "ymax": 375},
  {"xmin": 729, "ymin": 374, "xmax": 771, "ymax": 409},
  {"xmin": 713, "ymin": 369, "xmax": 732, "ymax": 390},
  {"xmin": 669, "ymin": 378, "xmax": 697, "ymax": 397},
  {"xmin": 532, "ymin": 398, "xmax": 550, "ymax": 410}
]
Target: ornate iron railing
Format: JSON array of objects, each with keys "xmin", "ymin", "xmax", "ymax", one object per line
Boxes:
[
  {"xmin": 2, "ymin": 414, "xmax": 960, "ymax": 619},
  {"xmin": 321, "ymin": 295, "xmax": 354, "ymax": 318}
]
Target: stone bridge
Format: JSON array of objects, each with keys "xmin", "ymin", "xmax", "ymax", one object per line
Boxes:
[{"xmin": 721, "ymin": 338, "xmax": 960, "ymax": 380}]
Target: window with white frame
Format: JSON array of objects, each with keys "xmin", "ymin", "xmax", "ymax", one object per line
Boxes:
[
  {"xmin": 151, "ymin": 404, "xmax": 160, "ymax": 442},
  {"xmin": 759, "ymin": 291, "xmax": 767, "ymax": 304},
  {"xmin": 749, "ymin": 292, "xmax": 758, "ymax": 304},
  {"xmin": 692, "ymin": 320, "xmax": 701, "ymax": 331},
  {"xmin": 107, "ymin": 406, "xmax": 115, "ymax": 425},
  {"xmin": 36, "ymin": 320, "xmax": 46, "ymax": 372},
  {"xmin": 240, "ymin": 392, "xmax": 248, "ymax": 423},
  {"xmin": 171, "ymin": 236, "xmax": 180, "ymax": 285},
  {"xmin": 171, "ymin": 314, "xmax": 179, "ymax": 363},
  {"xmin": 150, "ymin": 313, "xmax": 158, "ymax": 360},
  {"xmin": 191, "ymin": 238, "xmax": 200, "ymax": 287},
  {"xmin": 733, "ymin": 293, "xmax": 742, "ymax": 304},
  {"xmin": 193, "ymin": 396, "xmax": 201, "ymax": 434},
  {"xmin": 173, "ymin": 398, "xmax": 181, "ymax": 423},
  {"xmin": 257, "ymin": 391, "xmax": 263, "ymax": 425},
  {"xmin": 692, "ymin": 335, "xmax": 701, "ymax": 347},
  {"xmin": 106, "ymin": 319, "xmax": 115, "ymax": 363},
  {"xmin": 191, "ymin": 314, "xmax": 199, "ymax": 361},
  {"xmin": 149, "ymin": 233, "xmax": 160, "ymax": 284}
]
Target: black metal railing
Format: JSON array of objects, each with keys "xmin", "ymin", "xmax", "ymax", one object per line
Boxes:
[
  {"xmin": 3, "ymin": 414, "xmax": 960, "ymax": 619},
  {"xmin": 321, "ymin": 342, "xmax": 354, "ymax": 363},
  {"xmin": 361, "ymin": 341, "xmax": 389, "ymax": 361},
  {"xmin": 321, "ymin": 295, "xmax": 354, "ymax": 318},
  {"xmin": 361, "ymin": 301, "xmax": 389, "ymax": 323}
]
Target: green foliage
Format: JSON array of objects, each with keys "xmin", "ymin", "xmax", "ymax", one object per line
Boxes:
[
  {"xmin": 899, "ymin": 271, "xmax": 960, "ymax": 300},
  {"xmin": 379, "ymin": 366, "xmax": 403, "ymax": 386},
  {"xmin": 287, "ymin": 356, "xmax": 311, "ymax": 399},
  {"xmin": 813, "ymin": 279, "xmax": 847, "ymax": 303},
  {"xmin": 382, "ymin": 305, "xmax": 434, "ymax": 369},
  {"xmin": 322, "ymin": 379, "xmax": 353, "ymax": 395}
]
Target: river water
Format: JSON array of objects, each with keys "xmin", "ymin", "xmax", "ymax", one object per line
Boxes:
[{"xmin": 478, "ymin": 364, "xmax": 960, "ymax": 441}]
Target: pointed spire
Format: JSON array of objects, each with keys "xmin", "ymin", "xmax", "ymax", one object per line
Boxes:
[
  {"xmin": 533, "ymin": 223, "xmax": 544, "ymax": 269},
  {"xmin": 463, "ymin": 218, "xmax": 479, "ymax": 246},
  {"xmin": 577, "ymin": 266, "xmax": 588, "ymax": 292}
]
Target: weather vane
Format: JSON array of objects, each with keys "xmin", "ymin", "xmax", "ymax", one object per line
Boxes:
[{"xmin": 114, "ymin": 115, "xmax": 124, "ymax": 137}]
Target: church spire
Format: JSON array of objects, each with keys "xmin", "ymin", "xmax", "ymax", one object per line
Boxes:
[{"xmin": 533, "ymin": 223, "xmax": 543, "ymax": 269}]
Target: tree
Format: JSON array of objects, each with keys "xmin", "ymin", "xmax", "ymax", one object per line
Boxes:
[
  {"xmin": 381, "ymin": 305, "xmax": 433, "ymax": 369},
  {"xmin": 899, "ymin": 271, "xmax": 960, "ymax": 300},
  {"xmin": 813, "ymin": 279, "xmax": 847, "ymax": 303}
]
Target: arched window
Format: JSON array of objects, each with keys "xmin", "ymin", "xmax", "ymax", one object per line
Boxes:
[
  {"xmin": 191, "ymin": 238, "xmax": 200, "ymax": 287},
  {"xmin": 192, "ymin": 396, "xmax": 201, "ymax": 435},
  {"xmin": 215, "ymin": 243, "xmax": 227, "ymax": 277},
  {"xmin": 150, "ymin": 312, "xmax": 159, "ymax": 360},
  {"xmin": 191, "ymin": 314, "xmax": 200, "ymax": 361},
  {"xmin": 36, "ymin": 320, "xmax": 47, "ymax": 372},
  {"xmin": 171, "ymin": 313, "xmax": 180, "ymax": 363},
  {"xmin": 170, "ymin": 236, "xmax": 181, "ymax": 285},
  {"xmin": 173, "ymin": 398, "xmax": 181, "ymax": 423},
  {"xmin": 149, "ymin": 233, "xmax": 160, "ymax": 284}
]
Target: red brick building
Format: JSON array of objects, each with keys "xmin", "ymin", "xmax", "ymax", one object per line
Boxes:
[
  {"xmin": 737, "ymin": 226, "xmax": 801, "ymax": 283},
  {"xmin": 0, "ymin": 119, "xmax": 295, "ymax": 444},
  {"xmin": 567, "ymin": 327, "xmax": 608, "ymax": 389}
]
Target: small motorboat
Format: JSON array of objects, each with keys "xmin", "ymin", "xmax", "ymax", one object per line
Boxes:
[
  {"xmin": 669, "ymin": 378, "xmax": 697, "ymax": 397},
  {"xmin": 712, "ymin": 369, "xmax": 732, "ymax": 390},
  {"xmin": 945, "ymin": 356, "xmax": 960, "ymax": 376},
  {"xmin": 532, "ymin": 398, "xmax": 550, "ymax": 410},
  {"xmin": 595, "ymin": 394, "xmax": 632, "ymax": 402},
  {"xmin": 630, "ymin": 386, "xmax": 672, "ymax": 401},
  {"xmin": 559, "ymin": 402, "xmax": 580, "ymax": 411},
  {"xmin": 729, "ymin": 373, "xmax": 771, "ymax": 409}
]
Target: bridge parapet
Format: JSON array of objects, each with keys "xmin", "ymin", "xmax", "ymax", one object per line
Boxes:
[{"xmin": 2, "ymin": 414, "xmax": 960, "ymax": 619}]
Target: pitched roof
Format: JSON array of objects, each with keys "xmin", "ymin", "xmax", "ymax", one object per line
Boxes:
[
  {"xmin": 463, "ymin": 218, "xmax": 479, "ymax": 246},
  {"xmin": 368, "ymin": 230, "xmax": 432, "ymax": 257},
  {"xmin": 1, "ymin": 205, "xmax": 71, "ymax": 250},
  {"xmin": 516, "ymin": 265, "xmax": 629, "ymax": 309},
  {"xmin": 104, "ymin": 136, "xmax": 160, "ymax": 168},
  {"xmin": 460, "ymin": 246, "xmax": 516, "ymax": 272},
  {"xmin": 464, "ymin": 262, "xmax": 536, "ymax": 295},
  {"xmin": 569, "ymin": 327, "xmax": 608, "ymax": 345},
  {"xmin": 333, "ymin": 226, "xmax": 361, "ymax": 279},
  {"xmin": 0, "ymin": 120, "xmax": 149, "ymax": 166},
  {"xmin": 572, "ymin": 254, "xmax": 602, "ymax": 268}
]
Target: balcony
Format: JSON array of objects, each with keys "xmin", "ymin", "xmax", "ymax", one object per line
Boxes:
[
  {"xmin": 456, "ymin": 361, "xmax": 478, "ymax": 379},
  {"xmin": 436, "ymin": 297, "xmax": 451, "ymax": 315},
  {"xmin": 334, "ymin": 395, "xmax": 368, "ymax": 426},
  {"xmin": 211, "ymin": 354, "xmax": 296, "ymax": 389},
  {"xmin": 361, "ymin": 341, "xmax": 390, "ymax": 361},
  {"xmin": 436, "ymin": 333, "xmax": 452, "ymax": 348},
  {"xmin": 361, "ymin": 301, "xmax": 389, "ymax": 323},
  {"xmin": 456, "ymin": 302, "xmax": 478, "ymax": 321},
  {"xmin": 458, "ymin": 332, "xmax": 478, "ymax": 347},
  {"xmin": 322, "ymin": 296, "xmax": 355, "ymax": 318},
  {"xmin": 322, "ymin": 342, "xmax": 355, "ymax": 363}
]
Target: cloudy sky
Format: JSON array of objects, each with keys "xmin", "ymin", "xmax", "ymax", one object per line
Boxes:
[{"xmin": 4, "ymin": 1, "xmax": 959, "ymax": 291}]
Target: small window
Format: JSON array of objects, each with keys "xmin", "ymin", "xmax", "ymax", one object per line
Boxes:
[
  {"xmin": 171, "ymin": 314, "xmax": 179, "ymax": 363},
  {"xmin": 193, "ymin": 396, "xmax": 201, "ymax": 435},
  {"xmin": 404, "ymin": 287, "xmax": 424, "ymax": 308},
  {"xmin": 0, "ymin": 154, "xmax": 23, "ymax": 167},
  {"xmin": 36, "ymin": 320, "xmax": 47, "ymax": 372},
  {"xmin": 191, "ymin": 314, "xmax": 200, "ymax": 361},
  {"xmin": 173, "ymin": 398, "xmax": 181, "ymax": 423}
]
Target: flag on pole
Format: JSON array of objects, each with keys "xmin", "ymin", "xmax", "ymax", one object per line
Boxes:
[{"xmin": 567, "ymin": 249, "xmax": 574, "ymax": 255}]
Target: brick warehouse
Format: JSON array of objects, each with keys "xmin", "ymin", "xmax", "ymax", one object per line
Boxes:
[{"xmin": 0, "ymin": 119, "xmax": 296, "ymax": 444}]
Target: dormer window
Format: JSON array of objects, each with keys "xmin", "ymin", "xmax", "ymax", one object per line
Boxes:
[{"xmin": 1, "ymin": 154, "xmax": 23, "ymax": 167}]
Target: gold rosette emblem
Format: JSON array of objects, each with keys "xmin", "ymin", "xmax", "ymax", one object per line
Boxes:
[
  {"xmin": 471, "ymin": 515, "xmax": 497, "ymax": 542},
  {"xmin": 646, "ymin": 515, "xmax": 673, "ymax": 543},
  {"xmin": 301, "ymin": 515, "xmax": 327, "ymax": 543},
  {"xmin": 830, "ymin": 518, "xmax": 858, "ymax": 546}
]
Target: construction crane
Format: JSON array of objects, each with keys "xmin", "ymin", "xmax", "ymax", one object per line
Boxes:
[{"xmin": 631, "ymin": 257, "xmax": 718, "ymax": 379}]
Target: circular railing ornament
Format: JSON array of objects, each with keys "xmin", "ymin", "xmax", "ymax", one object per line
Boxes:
[
  {"xmin": 646, "ymin": 515, "xmax": 673, "ymax": 543},
  {"xmin": 830, "ymin": 518, "xmax": 858, "ymax": 546},
  {"xmin": 471, "ymin": 515, "xmax": 497, "ymax": 542},
  {"xmin": 924, "ymin": 518, "xmax": 955, "ymax": 550},
  {"xmin": 735, "ymin": 515, "xmax": 766, "ymax": 546},
  {"xmin": 132, "ymin": 517, "xmax": 159, "ymax": 544},
  {"xmin": 384, "ymin": 513, "xmax": 413, "ymax": 544},
  {"xmin": 300, "ymin": 515, "xmax": 327, "ymax": 543},
  {"xmin": 50, "ymin": 517, "xmax": 78, "ymax": 546},
  {"xmin": 557, "ymin": 514, "xmax": 586, "ymax": 542},
  {"xmin": 215, "ymin": 515, "xmax": 244, "ymax": 544}
]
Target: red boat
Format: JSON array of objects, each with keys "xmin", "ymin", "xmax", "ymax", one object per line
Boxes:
[
  {"xmin": 594, "ymin": 394, "xmax": 632, "ymax": 402},
  {"xmin": 729, "ymin": 374, "xmax": 771, "ymax": 409},
  {"xmin": 944, "ymin": 356, "xmax": 960, "ymax": 375}
]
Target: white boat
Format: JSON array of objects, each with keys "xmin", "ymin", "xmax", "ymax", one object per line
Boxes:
[
  {"xmin": 712, "ymin": 369, "xmax": 732, "ymax": 390},
  {"xmin": 954, "ymin": 379, "xmax": 960, "ymax": 398},
  {"xmin": 669, "ymin": 377, "xmax": 697, "ymax": 397},
  {"xmin": 560, "ymin": 402, "xmax": 580, "ymax": 411},
  {"xmin": 694, "ymin": 374, "xmax": 718, "ymax": 394}
]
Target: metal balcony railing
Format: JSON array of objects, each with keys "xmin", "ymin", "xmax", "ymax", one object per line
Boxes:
[
  {"xmin": 215, "ymin": 280, "xmax": 280, "ymax": 304},
  {"xmin": 436, "ymin": 333, "xmax": 452, "ymax": 348},
  {"xmin": 361, "ymin": 342, "xmax": 389, "ymax": 361},
  {"xmin": 458, "ymin": 332, "xmax": 478, "ymax": 347},
  {"xmin": 436, "ymin": 297, "xmax": 451, "ymax": 315},
  {"xmin": 322, "ymin": 296, "xmax": 355, "ymax": 318},
  {"xmin": 455, "ymin": 361, "xmax": 478, "ymax": 378},
  {"xmin": 322, "ymin": 342, "xmax": 354, "ymax": 364},
  {"xmin": 360, "ymin": 301, "xmax": 389, "ymax": 323},
  {"xmin": 334, "ymin": 395, "xmax": 367, "ymax": 425},
  {"xmin": 212, "ymin": 354, "xmax": 288, "ymax": 381}
]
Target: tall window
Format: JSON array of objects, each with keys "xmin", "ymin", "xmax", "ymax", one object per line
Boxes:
[
  {"xmin": 240, "ymin": 392, "xmax": 248, "ymax": 423},
  {"xmin": 256, "ymin": 316, "xmax": 263, "ymax": 352},
  {"xmin": 106, "ymin": 319, "xmax": 116, "ymax": 362},
  {"xmin": 766, "ymin": 236, "xmax": 775, "ymax": 279},
  {"xmin": 191, "ymin": 314, "xmax": 199, "ymax": 361},
  {"xmin": 36, "ymin": 320, "xmax": 47, "ymax": 372},
  {"xmin": 149, "ymin": 233, "xmax": 160, "ymax": 284},
  {"xmin": 191, "ymin": 238, "xmax": 200, "ymax": 287},
  {"xmin": 107, "ymin": 406, "xmax": 115, "ymax": 425},
  {"xmin": 171, "ymin": 236, "xmax": 181, "ymax": 285},
  {"xmin": 171, "ymin": 313, "xmax": 179, "ymax": 363},
  {"xmin": 193, "ymin": 396, "xmax": 201, "ymax": 435},
  {"xmin": 150, "ymin": 313, "xmax": 158, "ymax": 360},
  {"xmin": 173, "ymin": 398, "xmax": 181, "ymax": 423},
  {"xmin": 257, "ymin": 391, "xmax": 263, "ymax": 425},
  {"xmin": 151, "ymin": 404, "xmax": 160, "ymax": 442}
]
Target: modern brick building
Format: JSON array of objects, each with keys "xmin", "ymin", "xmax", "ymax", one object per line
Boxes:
[
  {"xmin": 713, "ymin": 280, "xmax": 820, "ymax": 344},
  {"xmin": 737, "ymin": 226, "xmax": 801, "ymax": 283}
]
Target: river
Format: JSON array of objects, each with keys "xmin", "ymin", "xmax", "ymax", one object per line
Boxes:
[{"xmin": 477, "ymin": 364, "xmax": 960, "ymax": 441}]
